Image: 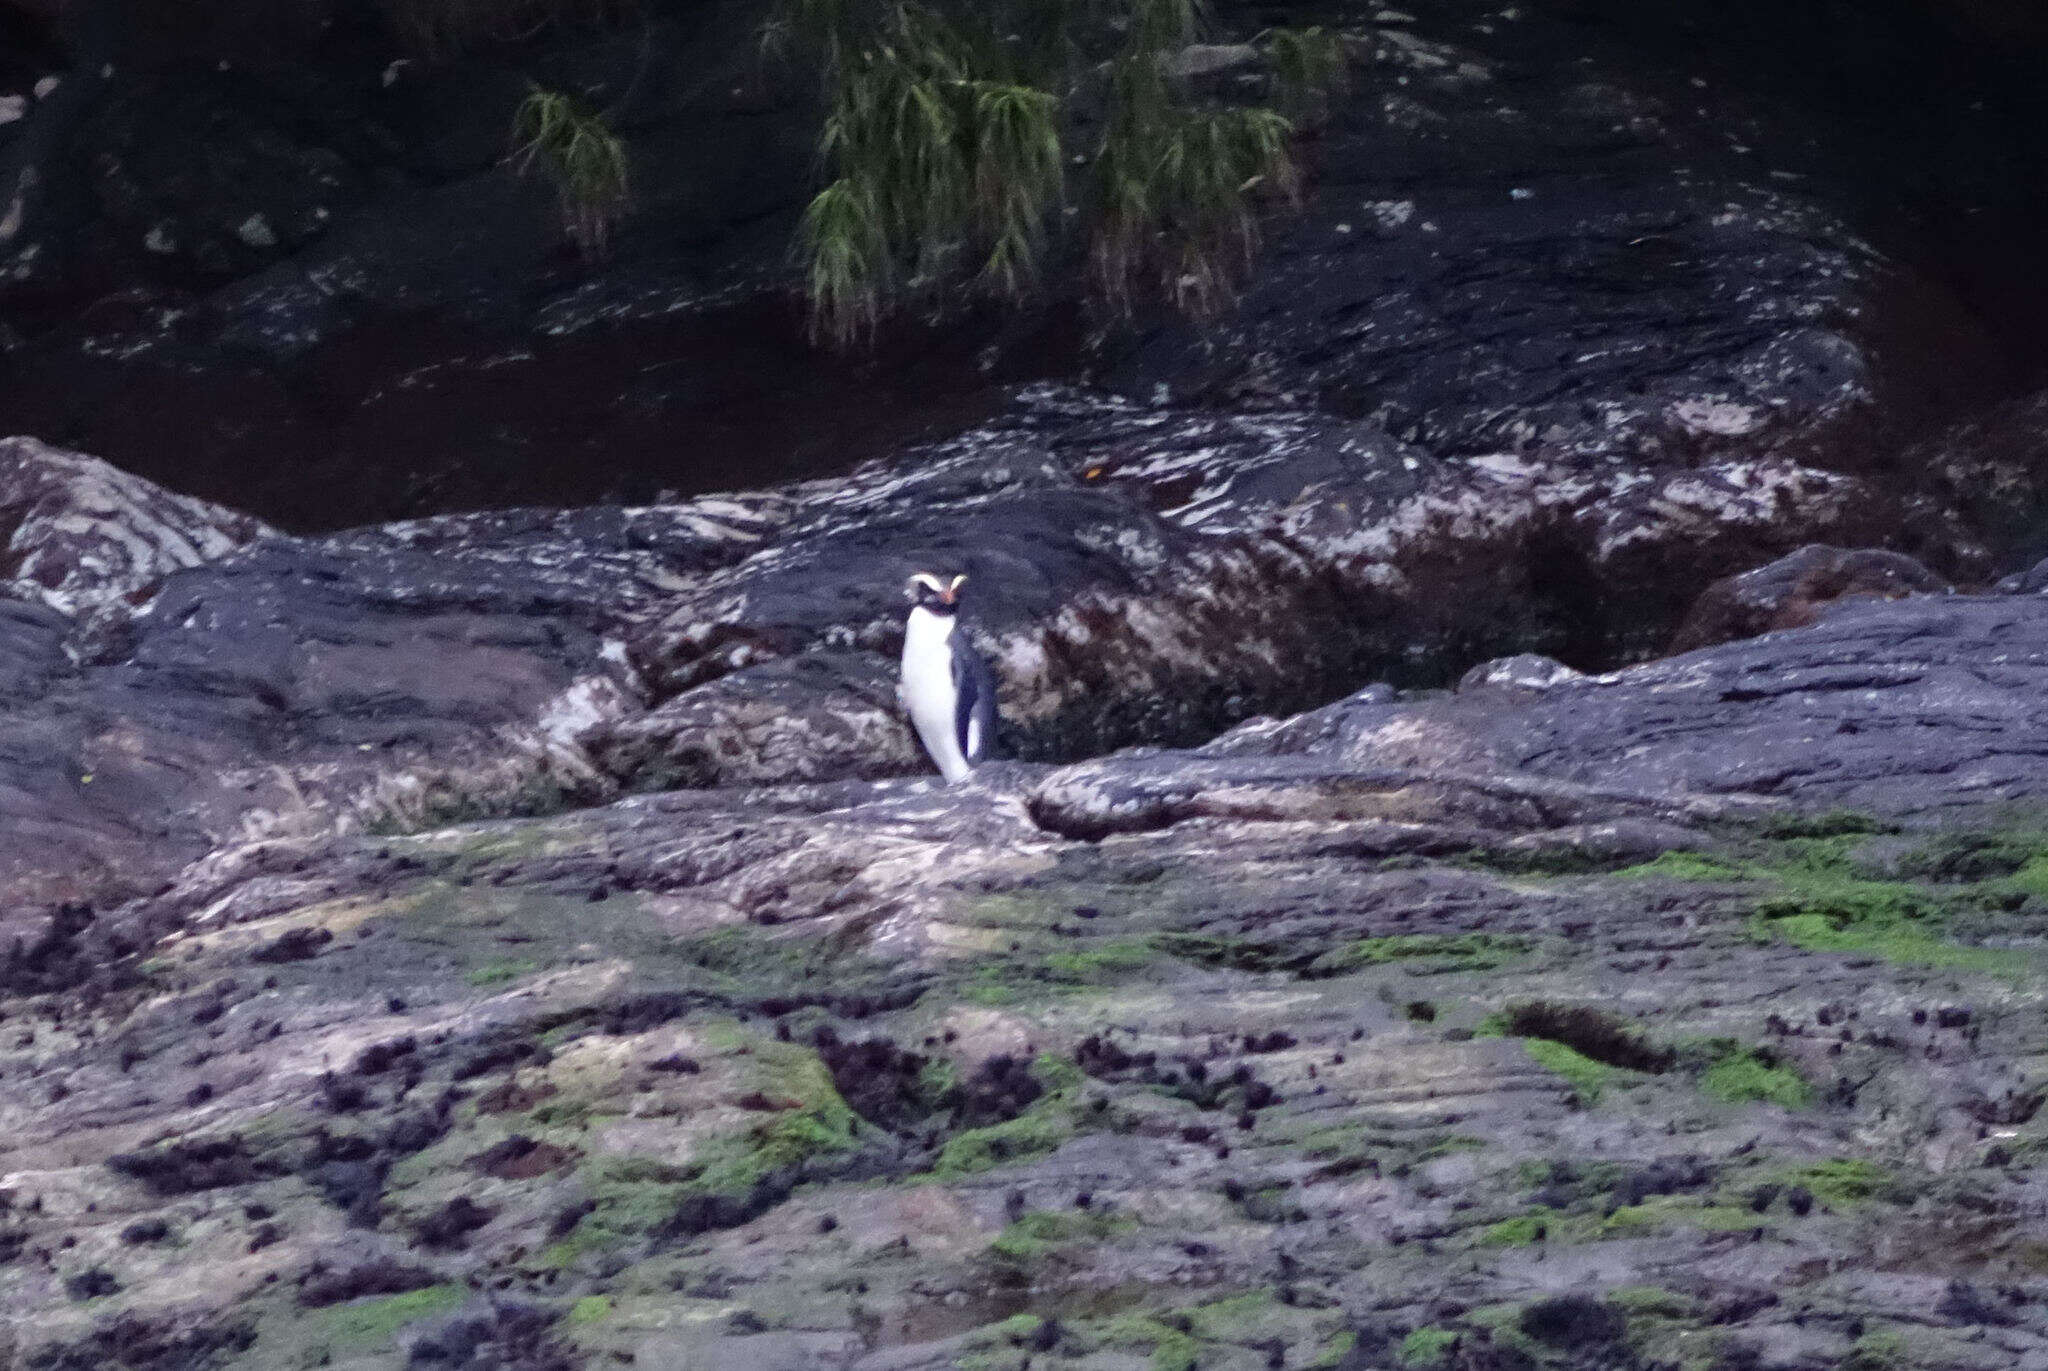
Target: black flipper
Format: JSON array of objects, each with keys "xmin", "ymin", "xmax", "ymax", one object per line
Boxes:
[{"xmin": 951, "ymin": 634, "xmax": 999, "ymax": 765}]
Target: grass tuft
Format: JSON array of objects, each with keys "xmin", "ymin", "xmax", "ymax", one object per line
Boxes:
[
  {"xmin": 780, "ymin": 0, "xmax": 1319, "ymax": 344},
  {"xmin": 1266, "ymin": 26, "xmax": 1350, "ymax": 124},
  {"xmin": 509, "ymin": 86, "xmax": 632, "ymax": 259}
]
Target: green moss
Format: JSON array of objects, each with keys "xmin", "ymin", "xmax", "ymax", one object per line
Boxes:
[
  {"xmin": 1478, "ymin": 1211, "xmax": 1550, "ymax": 1246},
  {"xmin": 544, "ymin": 1041, "xmax": 861, "ymax": 1266},
  {"xmin": 1042, "ymin": 938, "xmax": 1158, "ymax": 983},
  {"xmin": 323, "ymin": 1284, "xmax": 465, "ymax": 1347},
  {"xmin": 2004, "ymin": 854, "xmax": 2048, "ymax": 899},
  {"xmin": 466, "ymin": 958, "xmax": 537, "ymax": 987},
  {"xmin": 1610, "ymin": 827, "xmax": 2048, "ymax": 975},
  {"xmin": 530, "ymin": 1099, "xmax": 592, "ymax": 1128},
  {"xmin": 1028, "ymin": 1052, "xmax": 1086, "ymax": 1092},
  {"xmin": 1844, "ymin": 1328, "xmax": 1908, "ymax": 1370},
  {"xmin": 1162, "ymin": 930, "xmax": 1531, "ymax": 977},
  {"xmin": 938, "ymin": 1108, "xmax": 1067, "ymax": 1176},
  {"xmin": 1417, "ymin": 1134, "xmax": 1487, "ymax": 1161},
  {"xmin": 1613, "ymin": 851, "xmax": 1751, "ymax": 881},
  {"xmin": 1317, "ymin": 933, "xmax": 1531, "ymax": 975},
  {"xmin": 692, "ymin": 1039, "xmax": 862, "ymax": 1194},
  {"xmin": 1600, "ymin": 1201, "xmax": 1760, "ymax": 1235},
  {"xmin": 1755, "ymin": 910, "xmax": 2016, "ymax": 971},
  {"xmin": 543, "ymin": 1159, "xmax": 697, "ymax": 1266},
  {"xmin": 962, "ymin": 1313, "xmax": 1045, "ymax": 1348},
  {"xmin": 568, "ymin": 1295, "xmax": 613, "ymax": 1326},
  {"xmin": 1893, "ymin": 828, "xmax": 2044, "ymax": 882},
  {"xmin": 1093, "ymin": 1315, "xmax": 1200, "ymax": 1371},
  {"xmin": 1399, "ymin": 1327, "xmax": 1460, "ymax": 1368},
  {"xmin": 964, "ymin": 937, "xmax": 1165, "ymax": 1004},
  {"xmin": 1782, "ymin": 1158, "xmax": 1902, "ymax": 1209},
  {"xmin": 1752, "ymin": 809, "xmax": 1896, "ymax": 839},
  {"xmin": 1307, "ymin": 1331, "xmax": 1358, "ymax": 1368},
  {"xmin": 1155, "ymin": 932, "xmax": 1316, "ymax": 974},
  {"xmin": 1607, "ymin": 1286, "xmax": 1695, "ymax": 1319},
  {"xmin": 925, "ymin": 1055, "xmax": 1084, "ymax": 1177},
  {"xmin": 917, "ymin": 1057, "xmax": 960, "ymax": 1101},
  {"xmin": 989, "ymin": 1209, "xmax": 1136, "ymax": 1265},
  {"xmin": 1183, "ymin": 1290, "xmax": 1286, "ymax": 1343},
  {"xmin": 1700, "ymin": 1048, "xmax": 1810, "ymax": 1108},
  {"xmin": 1723, "ymin": 832, "xmax": 2028, "ymax": 972},
  {"xmin": 1522, "ymin": 1038, "xmax": 1619, "ymax": 1103}
]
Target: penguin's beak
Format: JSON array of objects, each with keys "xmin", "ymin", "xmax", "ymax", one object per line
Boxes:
[{"xmin": 943, "ymin": 575, "xmax": 967, "ymax": 605}]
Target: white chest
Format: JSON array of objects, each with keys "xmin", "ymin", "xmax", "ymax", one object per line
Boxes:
[{"xmin": 901, "ymin": 607, "xmax": 969, "ymax": 781}]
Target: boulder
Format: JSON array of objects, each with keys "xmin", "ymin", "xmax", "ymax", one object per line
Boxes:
[{"xmin": 1668, "ymin": 544, "xmax": 1951, "ymax": 653}]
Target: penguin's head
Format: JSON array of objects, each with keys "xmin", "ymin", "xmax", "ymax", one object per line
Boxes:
[{"xmin": 907, "ymin": 571, "xmax": 967, "ymax": 615}]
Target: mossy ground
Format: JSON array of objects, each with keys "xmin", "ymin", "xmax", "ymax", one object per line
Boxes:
[{"xmin": 24, "ymin": 811, "xmax": 2048, "ymax": 1370}]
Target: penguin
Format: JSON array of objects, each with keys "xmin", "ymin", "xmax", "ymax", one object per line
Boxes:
[{"xmin": 899, "ymin": 571, "xmax": 998, "ymax": 783}]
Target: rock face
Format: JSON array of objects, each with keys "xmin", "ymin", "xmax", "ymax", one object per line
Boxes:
[
  {"xmin": 3, "ymin": 0, "xmax": 2048, "ymax": 1367},
  {"xmin": 0, "ymin": 588, "xmax": 2045, "ymax": 1370},
  {"xmin": 0, "ymin": 391, "xmax": 1960, "ymax": 917}
]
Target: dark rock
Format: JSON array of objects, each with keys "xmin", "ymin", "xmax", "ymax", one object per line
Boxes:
[
  {"xmin": 1936, "ymin": 1279, "xmax": 2017, "ymax": 1327},
  {"xmin": 20, "ymin": 1311, "xmax": 256, "ymax": 1371},
  {"xmin": 106, "ymin": 1136, "xmax": 284, "ymax": 1196},
  {"xmin": 249, "ymin": 927, "xmax": 332, "ymax": 964},
  {"xmin": 414, "ymin": 1196, "xmax": 493, "ymax": 1249},
  {"xmin": 1517, "ymin": 1295, "xmax": 1625, "ymax": 1346},
  {"xmin": 80, "ymin": 66, "xmax": 368, "ymax": 280},
  {"xmin": 468, "ymin": 1136, "xmax": 574, "ymax": 1182},
  {"xmin": 297, "ymin": 1260, "xmax": 439, "ymax": 1309},
  {"xmin": 402, "ymin": 1299, "xmax": 574, "ymax": 1371},
  {"xmin": 1669, "ymin": 545, "xmax": 1951, "ymax": 653},
  {"xmin": 61, "ymin": 1266, "xmax": 119, "ymax": 1300},
  {"xmin": 664, "ymin": 1171, "xmax": 794, "ymax": 1239},
  {"xmin": 1496, "ymin": 1003, "xmax": 1676, "ymax": 1074}
]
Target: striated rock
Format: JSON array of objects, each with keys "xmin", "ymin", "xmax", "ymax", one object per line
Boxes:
[
  {"xmin": 0, "ymin": 394, "xmax": 2000, "ymax": 919},
  {"xmin": 0, "ymin": 494, "xmax": 785, "ymax": 912},
  {"xmin": 0, "ymin": 434, "xmax": 273, "ymax": 619},
  {"xmin": 608, "ymin": 387, "xmax": 1902, "ymax": 792}
]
